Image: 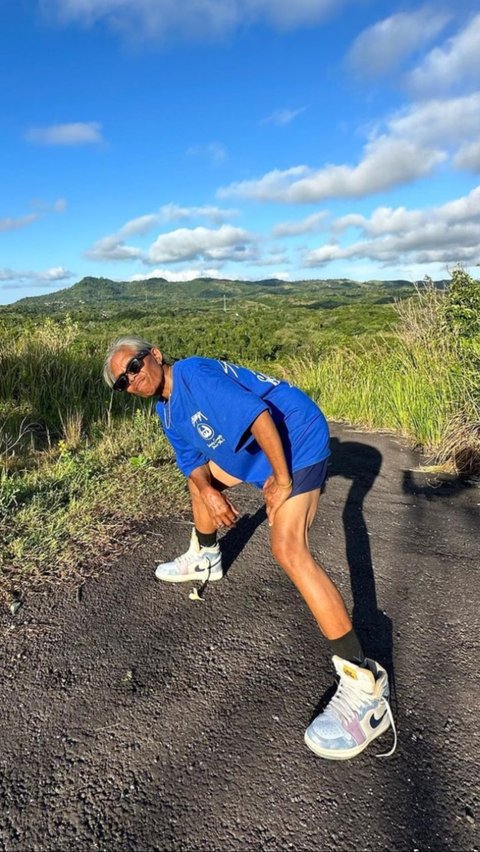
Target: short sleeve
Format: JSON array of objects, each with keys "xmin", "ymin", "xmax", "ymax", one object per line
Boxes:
[{"xmin": 166, "ymin": 428, "xmax": 209, "ymax": 477}]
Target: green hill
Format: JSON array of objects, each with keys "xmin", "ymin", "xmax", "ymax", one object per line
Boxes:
[{"xmin": 1, "ymin": 275, "xmax": 439, "ymax": 317}]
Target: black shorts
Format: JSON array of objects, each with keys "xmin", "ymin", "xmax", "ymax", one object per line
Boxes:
[{"xmin": 289, "ymin": 458, "xmax": 329, "ymax": 498}]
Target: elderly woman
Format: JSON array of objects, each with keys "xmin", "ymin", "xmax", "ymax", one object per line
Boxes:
[{"xmin": 104, "ymin": 336, "xmax": 395, "ymax": 760}]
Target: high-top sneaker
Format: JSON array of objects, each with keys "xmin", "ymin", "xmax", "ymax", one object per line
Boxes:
[
  {"xmin": 155, "ymin": 529, "xmax": 223, "ymax": 583},
  {"xmin": 304, "ymin": 655, "xmax": 396, "ymax": 760}
]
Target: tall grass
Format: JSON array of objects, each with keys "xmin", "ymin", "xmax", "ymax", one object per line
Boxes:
[{"xmin": 289, "ymin": 274, "xmax": 480, "ymax": 471}]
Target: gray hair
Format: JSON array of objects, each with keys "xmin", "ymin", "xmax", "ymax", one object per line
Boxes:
[{"xmin": 103, "ymin": 335, "xmax": 154, "ymax": 387}]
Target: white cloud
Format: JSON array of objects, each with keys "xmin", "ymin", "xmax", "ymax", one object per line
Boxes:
[
  {"xmin": 261, "ymin": 107, "xmax": 307, "ymax": 126},
  {"xmin": 407, "ymin": 13, "xmax": 480, "ymax": 95},
  {"xmin": 119, "ymin": 204, "xmax": 238, "ymax": 237},
  {"xmin": 0, "ymin": 266, "xmax": 73, "ymax": 287},
  {"xmin": 85, "ymin": 235, "xmax": 143, "ymax": 261},
  {"xmin": 220, "ymin": 137, "xmax": 445, "ymax": 203},
  {"xmin": 454, "ymin": 141, "xmax": 480, "ymax": 172},
  {"xmin": 272, "ymin": 211, "xmax": 327, "ymax": 237},
  {"xmin": 347, "ymin": 8, "xmax": 450, "ymax": 78},
  {"xmin": 220, "ymin": 91, "xmax": 480, "ymax": 204},
  {"xmin": 147, "ymin": 224, "xmax": 256, "ymax": 263},
  {"xmin": 26, "ymin": 122, "xmax": 103, "ymax": 145},
  {"xmin": 38, "ymin": 266, "xmax": 73, "ymax": 281},
  {"xmin": 119, "ymin": 214, "xmax": 160, "ymax": 238},
  {"xmin": 304, "ymin": 186, "xmax": 480, "ymax": 268},
  {"xmin": 0, "ymin": 213, "xmax": 39, "ymax": 232},
  {"xmin": 333, "ymin": 186, "xmax": 480, "ymax": 236},
  {"xmin": 42, "ymin": 0, "xmax": 348, "ymax": 41},
  {"xmin": 388, "ymin": 93, "xmax": 480, "ymax": 149},
  {"xmin": 186, "ymin": 142, "xmax": 227, "ymax": 165},
  {"xmin": 129, "ymin": 267, "xmax": 222, "ymax": 281}
]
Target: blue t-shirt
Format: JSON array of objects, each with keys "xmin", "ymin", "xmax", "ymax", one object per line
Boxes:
[{"xmin": 156, "ymin": 357, "xmax": 330, "ymax": 486}]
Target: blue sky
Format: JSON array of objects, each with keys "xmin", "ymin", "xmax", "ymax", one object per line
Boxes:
[{"xmin": 1, "ymin": 0, "xmax": 480, "ymax": 304}]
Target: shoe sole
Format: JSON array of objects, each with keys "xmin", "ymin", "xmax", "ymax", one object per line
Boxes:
[
  {"xmin": 154, "ymin": 568, "xmax": 224, "ymax": 583},
  {"xmin": 304, "ymin": 715, "xmax": 391, "ymax": 760}
]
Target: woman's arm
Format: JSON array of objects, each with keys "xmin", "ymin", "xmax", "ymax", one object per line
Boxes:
[{"xmin": 250, "ymin": 410, "xmax": 292, "ymax": 525}]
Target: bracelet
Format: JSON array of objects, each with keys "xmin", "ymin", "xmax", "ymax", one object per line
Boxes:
[{"xmin": 275, "ymin": 478, "xmax": 292, "ymax": 489}]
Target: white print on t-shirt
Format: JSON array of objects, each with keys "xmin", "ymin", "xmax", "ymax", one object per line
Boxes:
[
  {"xmin": 191, "ymin": 410, "xmax": 208, "ymax": 426},
  {"xmin": 197, "ymin": 423, "xmax": 214, "ymax": 441},
  {"xmin": 208, "ymin": 435, "xmax": 225, "ymax": 450},
  {"xmin": 218, "ymin": 360, "xmax": 239, "ymax": 377},
  {"xmin": 218, "ymin": 360, "xmax": 280, "ymax": 387},
  {"xmin": 191, "ymin": 410, "xmax": 225, "ymax": 451},
  {"xmin": 252, "ymin": 370, "xmax": 280, "ymax": 386}
]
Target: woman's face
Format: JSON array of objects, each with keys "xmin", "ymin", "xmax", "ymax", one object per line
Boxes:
[{"xmin": 110, "ymin": 346, "xmax": 164, "ymax": 398}]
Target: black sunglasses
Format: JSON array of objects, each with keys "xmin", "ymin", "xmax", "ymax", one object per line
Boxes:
[{"xmin": 112, "ymin": 349, "xmax": 152, "ymax": 392}]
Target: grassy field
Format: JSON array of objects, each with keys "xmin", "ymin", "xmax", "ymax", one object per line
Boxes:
[{"xmin": 1, "ymin": 271, "xmax": 478, "ymax": 600}]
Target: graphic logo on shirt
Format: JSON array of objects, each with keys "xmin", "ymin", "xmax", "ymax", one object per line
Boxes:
[
  {"xmin": 191, "ymin": 410, "xmax": 225, "ymax": 451},
  {"xmin": 197, "ymin": 423, "xmax": 214, "ymax": 441},
  {"xmin": 191, "ymin": 410, "xmax": 207, "ymax": 426}
]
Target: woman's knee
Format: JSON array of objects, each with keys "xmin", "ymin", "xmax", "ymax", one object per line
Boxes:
[{"xmin": 271, "ymin": 532, "xmax": 307, "ymax": 571}]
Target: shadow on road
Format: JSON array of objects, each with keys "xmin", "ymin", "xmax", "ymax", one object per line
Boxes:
[
  {"xmin": 219, "ymin": 505, "xmax": 267, "ymax": 576},
  {"xmin": 329, "ymin": 437, "xmax": 395, "ymax": 685}
]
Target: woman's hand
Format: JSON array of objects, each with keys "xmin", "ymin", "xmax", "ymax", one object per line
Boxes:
[
  {"xmin": 201, "ymin": 485, "xmax": 240, "ymax": 529},
  {"xmin": 262, "ymin": 475, "xmax": 292, "ymax": 527}
]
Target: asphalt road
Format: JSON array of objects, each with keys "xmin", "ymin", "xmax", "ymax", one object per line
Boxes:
[{"xmin": 1, "ymin": 424, "xmax": 479, "ymax": 851}]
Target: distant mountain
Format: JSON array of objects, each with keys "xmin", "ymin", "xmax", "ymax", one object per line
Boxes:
[{"xmin": 1, "ymin": 275, "xmax": 446, "ymax": 316}]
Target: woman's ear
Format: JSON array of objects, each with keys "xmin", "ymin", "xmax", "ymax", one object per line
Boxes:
[{"xmin": 151, "ymin": 346, "xmax": 163, "ymax": 365}]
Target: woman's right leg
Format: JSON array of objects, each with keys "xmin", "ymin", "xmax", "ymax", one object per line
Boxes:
[{"xmin": 188, "ymin": 461, "xmax": 242, "ymax": 534}]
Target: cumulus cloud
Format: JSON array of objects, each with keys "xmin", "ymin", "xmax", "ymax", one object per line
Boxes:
[
  {"xmin": 129, "ymin": 267, "xmax": 222, "ymax": 282},
  {"xmin": 272, "ymin": 211, "xmax": 327, "ymax": 237},
  {"xmin": 147, "ymin": 224, "xmax": 257, "ymax": 263},
  {"xmin": 119, "ymin": 204, "xmax": 238, "ymax": 237},
  {"xmin": 388, "ymin": 93, "xmax": 480, "ymax": 149},
  {"xmin": 41, "ymin": 0, "xmax": 348, "ymax": 41},
  {"xmin": 261, "ymin": 107, "xmax": 307, "ymax": 126},
  {"xmin": 38, "ymin": 266, "xmax": 73, "ymax": 281},
  {"xmin": 85, "ymin": 235, "xmax": 143, "ymax": 261},
  {"xmin": 85, "ymin": 206, "xmax": 243, "ymax": 263},
  {"xmin": 26, "ymin": 122, "xmax": 103, "ymax": 145},
  {"xmin": 407, "ymin": 13, "xmax": 480, "ymax": 95},
  {"xmin": 220, "ymin": 137, "xmax": 445, "ymax": 203},
  {"xmin": 0, "ymin": 266, "xmax": 73, "ymax": 287},
  {"xmin": 347, "ymin": 7, "xmax": 450, "ymax": 78},
  {"xmin": 454, "ymin": 141, "xmax": 480, "ymax": 173},
  {"xmin": 304, "ymin": 186, "xmax": 480, "ymax": 268},
  {"xmin": 220, "ymin": 90, "xmax": 480, "ymax": 204}
]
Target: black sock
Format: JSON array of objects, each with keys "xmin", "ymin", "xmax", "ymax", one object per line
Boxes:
[
  {"xmin": 195, "ymin": 528, "xmax": 217, "ymax": 548},
  {"xmin": 329, "ymin": 629, "xmax": 366, "ymax": 667}
]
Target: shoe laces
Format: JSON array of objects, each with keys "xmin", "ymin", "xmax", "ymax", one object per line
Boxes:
[
  {"xmin": 327, "ymin": 675, "xmax": 397, "ymax": 758},
  {"xmin": 174, "ymin": 546, "xmax": 211, "ymax": 569}
]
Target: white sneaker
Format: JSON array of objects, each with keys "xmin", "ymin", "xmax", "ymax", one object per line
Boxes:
[
  {"xmin": 304, "ymin": 656, "xmax": 397, "ymax": 760},
  {"xmin": 155, "ymin": 529, "xmax": 223, "ymax": 583}
]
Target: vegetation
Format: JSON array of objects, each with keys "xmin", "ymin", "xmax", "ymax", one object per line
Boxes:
[{"xmin": 0, "ymin": 271, "xmax": 478, "ymax": 599}]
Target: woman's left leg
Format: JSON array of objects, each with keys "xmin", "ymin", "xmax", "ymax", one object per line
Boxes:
[{"xmin": 271, "ymin": 489, "xmax": 396, "ymax": 760}]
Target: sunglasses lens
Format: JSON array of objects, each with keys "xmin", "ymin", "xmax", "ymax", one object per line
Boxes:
[
  {"xmin": 128, "ymin": 357, "xmax": 143, "ymax": 375},
  {"xmin": 113, "ymin": 373, "xmax": 129, "ymax": 392}
]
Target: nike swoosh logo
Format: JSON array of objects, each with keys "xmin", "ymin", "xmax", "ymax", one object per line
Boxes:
[{"xmin": 370, "ymin": 710, "xmax": 387, "ymax": 729}]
